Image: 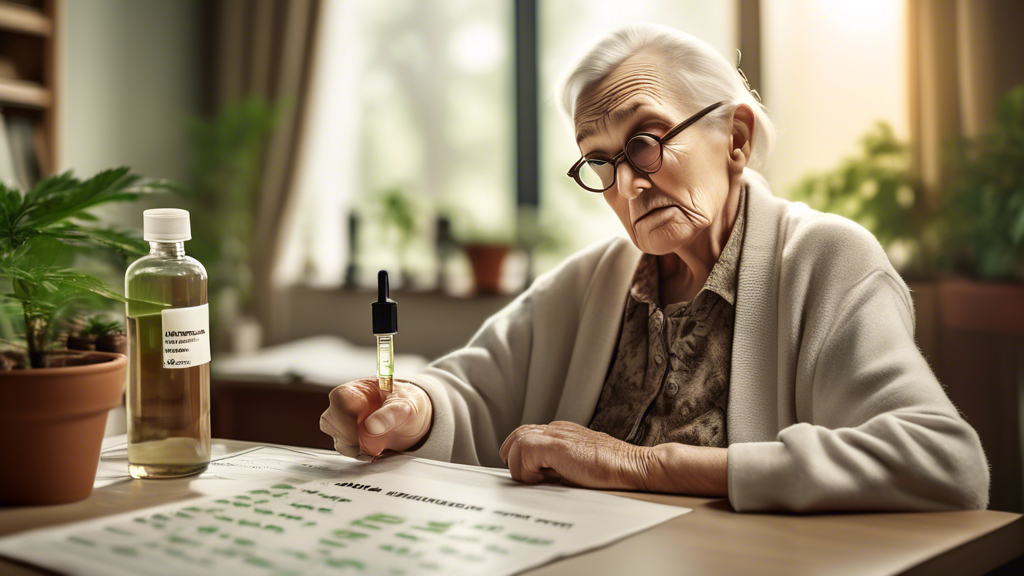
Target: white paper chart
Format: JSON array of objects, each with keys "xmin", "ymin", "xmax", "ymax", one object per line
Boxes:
[{"xmin": 0, "ymin": 449, "xmax": 690, "ymax": 576}]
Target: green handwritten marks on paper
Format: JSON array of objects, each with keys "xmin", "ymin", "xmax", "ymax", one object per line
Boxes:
[
  {"xmin": 507, "ymin": 533, "xmax": 554, "ymax": 546},
  {"xmin": 351, "ymin": 513, "xmax": 404, "ymax": 531},
  {"xmin": 319, "ymin": 538, "xmax": 347, "ymax": 548},
  {"xmin": 324, "ymin": 557, "xmax": 365, "ymax": 570},
  {"xmin": 366, "ymin": 514, "xmax": 403, "ymax": 524},
  {"xmin": 413, "ymin": 521, "xmax": 453, "ymax": 534},
  {"xmin": 379, "ymin": 543, "xmax": 422, "ymax": 559},
  {"xmin": 331, "ymin": 530, "xmax": 370, "ymax": 542},
  {"xmin": 54, "ymin": 477, "xmax": 572, "ymax": 575}
]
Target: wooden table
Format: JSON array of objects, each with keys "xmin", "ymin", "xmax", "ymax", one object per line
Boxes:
[{"xmin": 1, "ymin": 438, "xmax": 1021, "ymax": 576}]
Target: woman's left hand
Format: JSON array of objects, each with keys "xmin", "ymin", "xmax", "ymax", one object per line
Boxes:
[{"xmin": 499, "ymin": 421, "xmax": 654, "ymax": 490}]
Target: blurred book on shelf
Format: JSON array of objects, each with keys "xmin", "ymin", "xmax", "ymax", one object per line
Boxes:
[{"xmin": 0, "ymin": 108, "xmax": 42, "ymax": 190}]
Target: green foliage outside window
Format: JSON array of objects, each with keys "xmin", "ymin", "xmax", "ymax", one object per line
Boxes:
[
  {"xmin": 941, "ymin": 85, "xmax": 1024, "ymax": 281},
  {"xmin": 788, "ymin": 122, "xmax": 932, "ymax": 277},
  {"xmin": 790, "ymin": 86, "xmax": 1024, "ymax": 283}
]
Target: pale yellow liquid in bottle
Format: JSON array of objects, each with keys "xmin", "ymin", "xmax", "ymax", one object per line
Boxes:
[{"xmin": 125, "ymin": 243, "xmax": 211, "ymax": 478}]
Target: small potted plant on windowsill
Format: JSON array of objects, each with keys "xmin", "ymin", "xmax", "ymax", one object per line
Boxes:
[
  {"xmin": 453, "ymin": 220, "xmax": 517, "ymax": 296},
  {"xmin": 0, "ymin": 168, "xmax": 173, "ymax": 505},
  {"xmin": 379, "ymin": 186, "xmax": 420, "ymax": 289}
]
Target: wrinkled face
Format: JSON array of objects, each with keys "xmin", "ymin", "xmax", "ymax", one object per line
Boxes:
[{"xmin": 574, "ymin": 52, "xmax": 732, "ymax": 255}]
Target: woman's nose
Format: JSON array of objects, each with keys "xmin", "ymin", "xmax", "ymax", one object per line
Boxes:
[{"xmin": 615, "ymin": 161, "xmax": 650, "ymax": 200}]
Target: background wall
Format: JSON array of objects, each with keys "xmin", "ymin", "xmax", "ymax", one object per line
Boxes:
[
  {"xmin": 57, "ymin": 0, "xmax": 206, "ymax": 437},
  {"xmin": 760, "ymin": 0, "xmax": 909, "ymax": 197},
  {"xmin": 59, "ymin": 0, "xmax": 204, "ymax": 185}
]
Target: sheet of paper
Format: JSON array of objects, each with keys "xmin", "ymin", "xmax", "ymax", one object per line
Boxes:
[
  {"xmin": 1, "ymin": 444, "xmax": 690, "ymax": 576},
  {"xmin": 94, "ymin": 436, "xmax": 351, "ymax": 490}
]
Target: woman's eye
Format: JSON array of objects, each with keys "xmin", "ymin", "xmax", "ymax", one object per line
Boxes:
[{"xmin": 586, "ymin": 159, "xmax": 609, "ymax": 167}]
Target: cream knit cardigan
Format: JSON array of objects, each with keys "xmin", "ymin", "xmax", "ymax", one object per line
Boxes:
[{"xmin": 401, "ymin": 170, "xmax": 990, "ymax": 513}]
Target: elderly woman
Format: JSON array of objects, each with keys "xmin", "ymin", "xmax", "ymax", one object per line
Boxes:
[{"xmin": 320, "ymin": 24, "xmax": 989, "ymax": 512}]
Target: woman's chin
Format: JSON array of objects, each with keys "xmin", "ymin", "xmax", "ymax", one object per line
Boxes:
[{"xmin": 635, "ymin": 222, "xmax": 695, "ymax": 255}]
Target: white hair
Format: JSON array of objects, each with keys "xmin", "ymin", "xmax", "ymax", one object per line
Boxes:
[{"xmin": 558, "ymin": 23, "xmax": 775, "ymax": 169}]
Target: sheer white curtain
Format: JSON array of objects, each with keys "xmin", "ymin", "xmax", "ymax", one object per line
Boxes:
[{"xmin": 275, "ymin": 0, "xmax": 361, "ymax": 289}]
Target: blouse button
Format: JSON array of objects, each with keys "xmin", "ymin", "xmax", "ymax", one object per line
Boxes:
[
  {"xmin": 654, "ymin": 353, "xmax": 664, "ymax": 365},
  {"xmin": 666, "ymin": 380, "xmax": 679, "ymax": 396}
]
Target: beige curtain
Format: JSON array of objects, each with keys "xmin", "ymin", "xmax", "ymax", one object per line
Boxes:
[
  {"xmin": 907, "ymin": 0, "xmax": 1024, "ymax": 204},
  {"xmin": 212, "ymin": 0, "xmax": 322, "ymax": 339}
]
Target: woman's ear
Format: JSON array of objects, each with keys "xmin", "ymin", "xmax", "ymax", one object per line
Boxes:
[{"xmin": 728, "ymin": 104, "xmax": 755, "ymax": 172}]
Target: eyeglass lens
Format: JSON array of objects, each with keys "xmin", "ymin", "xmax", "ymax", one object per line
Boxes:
[{"xmin": 576, "ymin": 134, "xmax": 664, "ymax": 192}]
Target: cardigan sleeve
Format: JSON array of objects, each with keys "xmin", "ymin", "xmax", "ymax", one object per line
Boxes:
[
  {"xmin": 398, "ymin": 289, "xmax": 535, "ymax": 468},
  {"xmin": 728, "ymin": 269, "xmax": 990, "ymax": 512},
  {"xmin": 395, "ymin": 237, "xmax": 625, "ymax": 468}
]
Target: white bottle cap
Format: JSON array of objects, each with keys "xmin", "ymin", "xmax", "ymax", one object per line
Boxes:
[{"xmin": 143, "ymin": 208, "xmax": 192, "ymax": 242}]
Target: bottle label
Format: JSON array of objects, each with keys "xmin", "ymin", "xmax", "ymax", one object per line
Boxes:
[{"xmin": 161, "ymin": 303, "xmax": 211, "ymax": 369}]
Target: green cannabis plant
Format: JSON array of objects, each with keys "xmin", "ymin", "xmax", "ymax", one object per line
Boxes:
[{"xmin": 0, "ymin": 168, "xmax": 175, "ymax": 368}]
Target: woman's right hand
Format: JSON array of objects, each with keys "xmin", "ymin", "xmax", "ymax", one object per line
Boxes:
[{"xmin": 320, "ymin": 378, "xmax": 433, "ymax": 458}]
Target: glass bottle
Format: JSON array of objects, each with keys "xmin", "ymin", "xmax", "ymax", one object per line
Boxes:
[{"xmin": 125, "ymin": 209, "xmax": 211, "ymax": 478}]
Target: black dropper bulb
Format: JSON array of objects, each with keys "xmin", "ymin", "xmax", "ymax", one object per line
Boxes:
[{"xmin": 372, "ymin": 270, "xmax": 398, "ymax": 334}]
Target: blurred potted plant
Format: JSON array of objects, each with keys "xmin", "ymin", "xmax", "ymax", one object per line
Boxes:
[
  {"xmin": 67, "ymin": 314, "xmax": 126, "ymax": 355},
  {"xmin": 0, "ymin": 168, "xmax": 172, "ymax": 504},
  {"xmin": 789, "ymin": 121, "xmax": 932, "ymax": 278},
  {"xmin": 455, "ymin": 221, "xmax": 517, "ymax": 295},
  {"xmin": 933, "ymin": 85, "xmax": 1024, "ymax": 335},
  {"xmin": 379, "ymin": 186, "xmax": 419, "ymax": 288},
  {"xmin": 179, "ymin": 95, "xmax": 280, "ymax": 353}
]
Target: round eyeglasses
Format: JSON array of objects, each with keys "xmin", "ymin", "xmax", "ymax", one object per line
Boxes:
[{"xmin": 567, "ymin": 101, "xmax": 725, "ymax": 193}]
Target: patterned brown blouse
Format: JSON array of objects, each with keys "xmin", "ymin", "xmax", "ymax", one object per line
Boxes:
[{"xmin": 588, "ymin": 185, "xmax": 747, "ymax": 448}]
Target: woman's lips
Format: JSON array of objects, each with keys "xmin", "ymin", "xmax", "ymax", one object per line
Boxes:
[{"xmin": 634, "ymin": 205, "xmax": 678, "ymax": 226}]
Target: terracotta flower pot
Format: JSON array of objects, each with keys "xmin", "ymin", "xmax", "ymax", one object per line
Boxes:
[
  {"xmin": 465, "ymin": 244, "xmax": 509, "ymax": 295},
  {"xmin": 0, "ymin": 351, "xmax": 127, "ymax": 505}
]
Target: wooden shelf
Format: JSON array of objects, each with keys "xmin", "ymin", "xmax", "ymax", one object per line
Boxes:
[
  {"xmin": 0, "ymin": 77, "xmax": 49, "ymax": 107},
  {"xmin": 0, "ymin": 1, "xmax": 51, "ymax": 37},
  {"xmin": 0, "ymin": 0, "xmax": 57, "ymax": 171}
]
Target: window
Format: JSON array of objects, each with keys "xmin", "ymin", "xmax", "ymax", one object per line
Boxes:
[
  {"xmin": 278, "ymin": 0, "xmax": 514, "ymax": 290},
  {"xmin": 280, "ymin": 0, "xmax": 907, "ymax": 289},
  {"xmin": 760, "ymin": 0, "xmax": 908, "ymax": 196}
]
